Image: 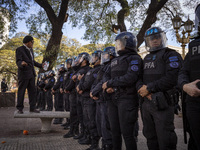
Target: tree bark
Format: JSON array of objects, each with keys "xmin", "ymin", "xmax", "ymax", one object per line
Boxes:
[{"xmin": 34, "ymin": 0, "xmax": 69, "ymax": 71}]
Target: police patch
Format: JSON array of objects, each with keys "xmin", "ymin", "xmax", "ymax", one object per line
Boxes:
[
  {"xmin": 131, "ymin": 65, "xmax": 139, "ymax": 71},
  {"xmin": 169, "ymin": 62, "xmax": 179, "ymax": 68},
  {"xmin": 70, "ymin": 73, "xmax": 73, "ymax": 79},
  {"xmin": 93, "ymin": 73, "xmax": 97, "ymax": 78},
  {"xmin": 51, "ymin": 79, "xmax": 54, "ymax": 82},
  {"xmin": 131, "ymin": 60, "xmax": 138, "ymax": 65},
  {"xmin": 169, "ymin": 56, "xmax": 178, "ymax": 62},
  {"xmin": 60, "ymin": 77, "xmax": 63, "ymax": 82}
]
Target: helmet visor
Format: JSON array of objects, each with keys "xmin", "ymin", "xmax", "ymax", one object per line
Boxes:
[
  {"xmin": 101, "ymin": 52, "xmax": 110, "ymax": 64},
  {"xmin": 90, "ymin": 53, "xmax": 100, "ymax": 65},
  {"xmin": 144, "ymin": 32, "xmax": 167, "ymax": 52},
  {"xmin": 115, "ymin": 39, "xmax": 126, "ymax": 52}
]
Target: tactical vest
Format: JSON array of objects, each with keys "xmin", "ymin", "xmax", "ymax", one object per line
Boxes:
[
  {"xmin": 189, "ymin": 38, "xmax": 200, "ymax": 82},
  {"xmin": 110, "ymin": 54, "xmax": 138, "ymax": 96},
  {"xmin": 143, "ymin": 49, "xmax": 166, "ymax": 84}
]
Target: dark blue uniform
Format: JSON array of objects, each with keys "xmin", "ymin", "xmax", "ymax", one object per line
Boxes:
[
  {"xmin": 106, "ymin": 50, "xmax": 142, "ymax": 150},
  {"xmin": 138, "ymin": 48, "xmax": 182, "ymax": 150},
  {"xmin": 178, "ymin": 38, "xmax": 200, "ymax": 150},
  {"xmin": 44, "ymin": 76, "xmax": 55, "ymax": 111},
  {"xmin": 91, "ymin": 62, "xmax": 113, "ymax": 149},
  {"xmin": 78, "ymin": 65, "xmax": 101, "ymax": 147}
]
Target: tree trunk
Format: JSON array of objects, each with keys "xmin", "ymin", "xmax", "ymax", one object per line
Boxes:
[{"xmin": 41, "ymin": 27, "xmax": 63, "ymax": 71}]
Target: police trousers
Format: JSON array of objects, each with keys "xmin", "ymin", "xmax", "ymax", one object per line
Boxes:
[
  {"xmin": 186, "ymin": 101, "xmax": 200, "ymax": 150},
  {"xmin": 107, "ymin": 98, "xmax": 138, "ymax": 150},
  {"xmin": 142, "ymin": 99, "xmax": 177, "ymax": 150}
]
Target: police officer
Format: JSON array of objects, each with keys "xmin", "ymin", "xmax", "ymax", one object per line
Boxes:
[
  {"xmin": 1, "ymin": 78, "xmax": 8, "ymax": 92},
  {"xmin": 52, "ymin": 64, "xmax": 66, "ymax": 124},
  {"xmin": 44, "ymin": 70, "xmax": 55, "ymax": 111},
  {"xmin": 178, "ymin": 4, "xmax": 200, "ymax": 150},
  {"xmin": 90, "ymin": 47, "xmax": 116, "ymax": 150},
  {"xmin": 77, "ymin": 50, "xmax": 102, "ymax": 150},
  {"xmin": 61, "ymin": 58, "xmax": 73, "ymax": 129},
  {"xmin": 102, "ymin": 32, "xmax": 142, "ymax": 150},
  {"xmin": 37, "ymin": 73, "xmax": 46, "ymax": 110},
  {"xmin": 138, "ymin": 27, "xmax": 183, "ymax": 150},
  {"xmin": 63, "ymin": 56, "xmax": 83, "ymax": 138},
  {"xmin": 36, "ymin": 73, "xmax": 43, "ymax": 109},
  {"xmin": 73, "ymin": 52, "xmax": 91, "ymax": 144}
]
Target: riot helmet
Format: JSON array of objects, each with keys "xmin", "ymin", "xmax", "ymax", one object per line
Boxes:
[
  {"xmin": 72, "ymin": 52, "xmax": 90, "ymax": 67},
  {"xmin": 191, "ymin": 4, "xmax": 200, "ymax": 38},
  {"xmin": 101, "ymin": 46, "xmax": 116, "ymax": 64},
  {"xmin": 59, "ymin": 64, "xmax": 65, "ymax": 71},
  {"xmin": 45, "ymin": 71, "xmax": 50, "ymax": 78},
  {"xmin": 90, "ymin": 50, "xmax": 102, "ymax": 65},
  {"xmin": 144, "ymin": 27, "xmax": 167, "ymax": 52},
  {"xmin": 65, "ymin": 58, "xmax": 72, "ymax": 69},
  {"xmin": 195, "ymin": 4, "xmax": 200, "ymax": 32},
  {"xmin": 115, "ymin": 32, "xmax": 137, "ymax": 53},
  {"xmin": 39, "ymin": 73, "xmax": 44, "ymax": 81}
]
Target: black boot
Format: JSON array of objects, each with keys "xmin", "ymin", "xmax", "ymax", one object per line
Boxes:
[
  {"xmin": 53, "ymin": 118, "xmax": 59, "ymax": 124},
  {"xmin": 74, "ymin": 132, "xmax": 84, "ymax": 139},
  {"xmin": 57, "ymin": 118, "xmax": 63, "ymax": 124},
  {"xmin": 101, "ymin": 144, "xmax": 113, "ymax": 150},
  {"xmin": 78, "ymin": 135, "xmax": 91, "ymax": 145},
  {"xmin": 63, "ymin": 130, "xmax": 74, "ymax": 138},
  {"xmin": 86, "ymin": 137, "xmax": 100, "ymax": 150}
]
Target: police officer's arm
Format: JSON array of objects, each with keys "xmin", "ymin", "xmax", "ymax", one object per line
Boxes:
[
  {"xmin": 91, "ymin": 80, "xmax": 103, "ymax": 97},
  {"xmin": 107, "ymin": 57, "xmax": 143, "ymax": 87},
  {"xmin": 147, "ymin": 52, "xmax": 183, "ymax": 93},
  {"xmin": 53, "ymin": 76, "xmax": 63, "ymax": 90},
  {"xmin": 79, "ymin": 71, "xmax": 97, "ymax": 92},
  {"xmin": 65, "ymin": 79, "xmax": 75, "ymax": 91},
  {"xmin": 178, "ymin": 53, "xmax": 190, "ymax": 89},
  {"xmin": 44, "ymin": 78, "xmax": 55, "ymax": 90}
]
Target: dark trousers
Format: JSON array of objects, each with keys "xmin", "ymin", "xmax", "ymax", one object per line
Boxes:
[
  {"xmin": 54, "ymin": 91, "xmax": 64, "ymax": 111},
  {"xmin": 77, "ymin": 95, "xmax": 84, "ymax": 133},
  {"xmin": 37, "ymin": 90, "xmax": 45, "ymax": 109},
  {"xmin": 83, "ymin": 98, "xmax": 99, "ymax": 138},
  {"xmin": 64, "ymin": 93, "xmax": 70, "ymax": 111},
  {"xmin": 107, "ymin": 98, "xmax": 138, "ymax": 150},
  {"xmin": 69, "ymin": 92, "xmax": 79, "ymax": 132},
  {"xmin": 96, "ymin": 102, "xmax": 112, "ymax": 146},
  {"xmin": 16, "ymin": 77, "xmax": 36, "ymax": 111},
  {"xmin": 186, "ymin": 101, "xmax": 200, "ymax": 150},
  {"xmin": 142, "ymin": 99, "xmax": 177, "ymax": 150},
  {"xmin": 45, "ymin": 90, "xmax": 53, "ymax": 110}
]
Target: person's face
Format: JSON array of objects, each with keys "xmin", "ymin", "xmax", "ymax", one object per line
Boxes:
[
  {"xmin": 149, "ymin": 38, "xmax": 162, "ymax": 48},
  {"xmin": 67, "ymin": 63, "xmax": 71, "ymax": 69},
  {"xmin": 27, "ymin": 40, "xmax": 34, "ymax": 48}
]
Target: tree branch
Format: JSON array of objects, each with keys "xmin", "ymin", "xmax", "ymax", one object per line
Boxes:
[
  {"xmin": 34, "ymin": 0, "xmax": 57, "ymax": 25},
  {"xmin": 58, "ymin": 0, "xmax": 69, "ymax": 24}
]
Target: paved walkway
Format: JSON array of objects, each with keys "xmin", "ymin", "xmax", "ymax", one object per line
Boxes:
[{"xmin": 0, "ymin": 106, "xmax": 187, "ymax": 150}]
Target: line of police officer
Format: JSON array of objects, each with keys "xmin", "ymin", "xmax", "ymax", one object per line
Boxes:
[{"xmin": 34, "ymin": 4, "xmax": 200, "ymax": 150}]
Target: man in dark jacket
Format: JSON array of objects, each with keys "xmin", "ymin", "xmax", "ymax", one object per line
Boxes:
[
  {"xmin": 16, "ymin": 35, "xmax": 43, "ymax": 114},
  {"xmin": 1, "ymin": 78, "xmax": 8, "ymax": 92}
]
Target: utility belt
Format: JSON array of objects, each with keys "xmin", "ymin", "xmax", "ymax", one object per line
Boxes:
[
  {"xmin": 146, "ymin": 88, "xmax": 179, "ymax": 111},
  {"xmin": 112, "ymin": 86, "xmax": 138, "ymax": 100}
]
